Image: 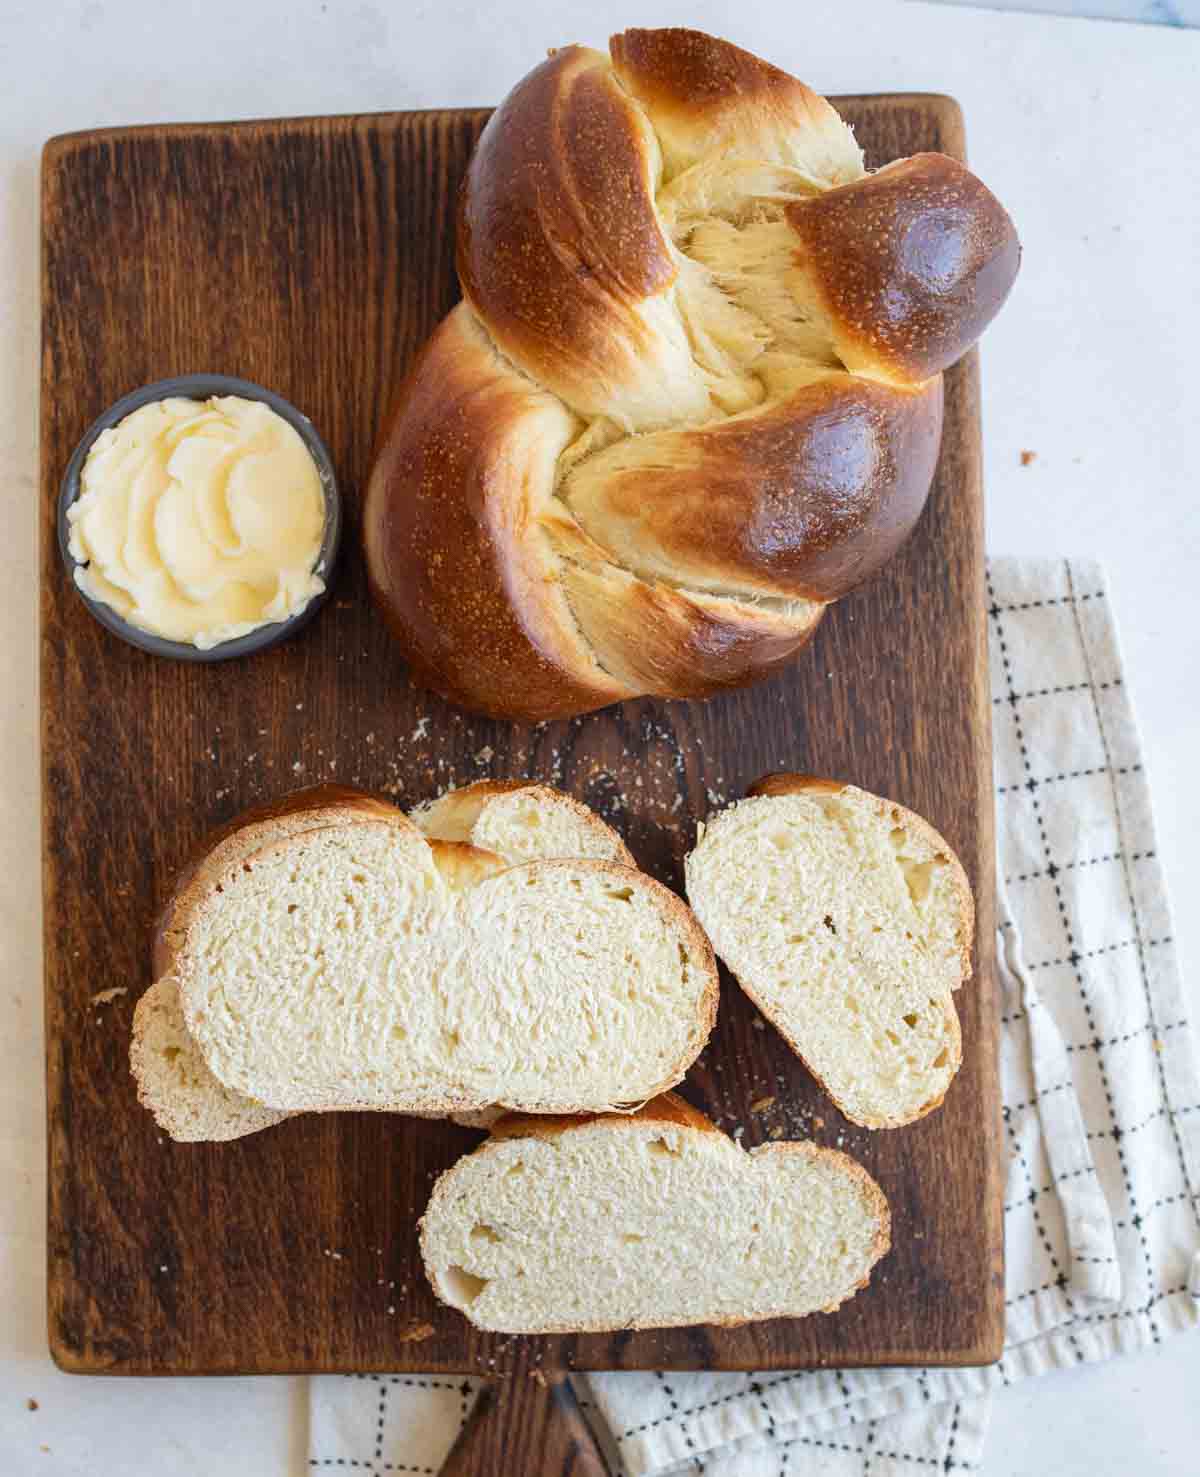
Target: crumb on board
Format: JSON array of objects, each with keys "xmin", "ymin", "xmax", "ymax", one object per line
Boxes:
[
  {"xmin": 750, "ymin": 1096, "xmax": 775, "ymax": 1113},
  {"xmin": 1020, "ymin": 449, "xmax": 1037, "ymax": 466},
  {"xmin": 89, "ymin": 987, "xmax": 127, "ymax": 1006},
  {"xmin": 396, "ymin": 1321, "xmax": 435, "ymax": 1344},
  {"xmin": 27, "ymin": 1398, "xmax": 38, "ymax": 1411}
]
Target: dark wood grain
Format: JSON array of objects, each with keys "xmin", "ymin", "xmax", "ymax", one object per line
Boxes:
[
  {"xmin": 40, "ymin": 93, "xmax": 1003, "ymax": 1378},
  {"xmin": 439, "ymin": 1376, "xmax": 608, "ymax": 1477}
]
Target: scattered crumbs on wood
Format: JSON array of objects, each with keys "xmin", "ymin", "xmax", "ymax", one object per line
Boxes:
[
  {"xmin": 386, "ymin": 1305, "xmax": 395, "ymax": 1315},
  {"xmin": 159, "ymin": 1264, "xmax": 168, "ymax": 1273},
  {"xmin": 411, "ymin": 717, "xmax": 431, "ymax": 741},
  {"xmin": 89, "ymin": 986, "xmax": 127, "ymax": 1006},
  {"xmin": 396, "ymin": 1321, "xmax": 435, "ymax": 1344},
  {"xmin": 812, "ymin": 1115, "xmax": 825, "ymax": 1129},
  {"xmin": 750, "ymin": 1095, "xmax": 775, "ymax": 1113},
  {"xmin": 1019, "ymin": 449, "xmax": 1037, "ymax": 466},
  {"xmin": 530, "ymin": 1367, "xmax": 547, "ymax": 1387},
  {"xmin": 767, "ymin": 1125, "xmax": 784, "ymax": 1138},
  {"xmin": 322, "ymin": 1249, "xmax": 344, "ymax": 1261},
  {"xmin": 474, "ymin": 745, "xmax": 494, "ymax": 765},
  {"xmin": 26, "ymin": 1398, "xmax": 38, "ymax": 1411}
]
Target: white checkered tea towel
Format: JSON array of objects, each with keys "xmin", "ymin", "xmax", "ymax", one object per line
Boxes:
[{"xmin": 309, "ymin": 558, "xmax": 1200, "ymax": 1476}]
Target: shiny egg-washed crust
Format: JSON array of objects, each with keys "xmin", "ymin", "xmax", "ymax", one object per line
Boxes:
[
  {"xmin": 422, "ymin": 1092, "xmax": 892, "ymax": 1331},
  {"xmin": 715, "ymin": 774, "xmax": 975, "ymax": 1128},
  {"xmin": 365, "ymin": 28, "xmax": 1018, "ymax": 720}
]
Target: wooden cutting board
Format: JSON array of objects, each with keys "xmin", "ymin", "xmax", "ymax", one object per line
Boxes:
[{"xmin": 40, "ymin": 93, "xmax": 1002, "ymax": 1379}]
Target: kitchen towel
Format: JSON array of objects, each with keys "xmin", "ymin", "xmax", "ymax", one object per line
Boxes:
[{"xmin": 308, "ymin": 557, "xmax": 1200, "ymax": 1475}]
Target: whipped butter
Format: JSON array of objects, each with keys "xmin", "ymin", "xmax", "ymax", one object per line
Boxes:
[{"xmin": 67, "ymin": 395, "xmax": 326, "ymax": 649}]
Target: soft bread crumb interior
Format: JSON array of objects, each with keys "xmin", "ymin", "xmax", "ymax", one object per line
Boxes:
[
  {"xmin": 131, "ymin": 979, "xmax": 288, "ymax": 1142},
  {"xmin": 686, "ymin": 787, "xmax": 968, "ymax": 1127},
  {"xmin": 421, "ymin": 1117, "xmax": 887, "ymax": 1332},
  {"xmin": 178, "ymin": 823, "xmax": 710, "ymax": 1112}
]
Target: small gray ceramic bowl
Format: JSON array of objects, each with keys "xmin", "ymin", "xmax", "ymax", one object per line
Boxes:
[{"xmin": 58, "ymin": 373, "xmax": 341, "ymax": 662}]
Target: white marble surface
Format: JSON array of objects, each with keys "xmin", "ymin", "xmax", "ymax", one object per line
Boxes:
[{"xmin": 1, "ymin": 2, "xmax": 1197, "ymax": 1473}]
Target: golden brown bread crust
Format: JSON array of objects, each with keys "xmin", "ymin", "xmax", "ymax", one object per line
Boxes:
[
  {"xmin": 365, "ymin": 307, "xmax": 828, "ymax": 714},
  {"xmin": 487, "ymin": 1089, "xmax": 718, "ymax": 1142},
  {"xmin": 426, "ymin": 1091, "xmax": 892, "ymax": 1330},
  {"xmin": 366, "ymin": 29, "xmax": 1019, "ymax": 721},
  {"xmin": 560, "ymin": 373, "xmax": 944, "ymax": 602},
  {"xmin": 725, "ymin": 774, "xmax": 974, "ymax": 1129},
  {"xmin": 363, "ymin": 306, "xmax": 635, "ymax": 721},
  {"xmin": 457, "ymin": 46, "xmax": 679, "ymax": 423},
  {"xmin": 609, "ymin": 28, "xmax": 864, "ymax": 183},
  {"xmin": 553, "ymin": 553, "xmax": 823, "ymax": 697},
  {"xmin": 787, "ymin": 154, "xmax": 1020, "ymax": 384}
]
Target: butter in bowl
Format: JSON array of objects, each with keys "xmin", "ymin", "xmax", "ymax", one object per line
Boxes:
[{"xmin": 58, "ymin": 374, "xmax": 340, "ymax": 660}]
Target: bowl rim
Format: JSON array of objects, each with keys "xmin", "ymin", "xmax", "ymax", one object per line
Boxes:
[{"xmin": 57, "ymin": 373, "xmax": 341, "ymax": 663}]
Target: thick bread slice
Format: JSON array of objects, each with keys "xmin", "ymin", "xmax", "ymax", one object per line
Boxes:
[
  {"xmin": 131, "ymin": 979, "xmax": 292, "ymax": 1142},
  {"xmin": 133, "ymin": 783, "xmax": 670, "ymax": 1140},
  {"xmin": 413, "ymin": 780, "xmax": 634, "ymax": 866},
  {"xmin": 685, "ymin": 776, "xmax": 974, "ymax": 1129},
  {"xmin": 419, "ymin": 1093, "xmax": 890, "ymax": 1333},
  {"xmin": 177, "ymin": 822, "xmax": 715, "ymax": 1113}
]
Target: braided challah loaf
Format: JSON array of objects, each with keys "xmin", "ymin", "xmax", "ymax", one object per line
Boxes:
[{"xmin": 365, "ymin": 28, "xmax": 1019, "ymax": 720}]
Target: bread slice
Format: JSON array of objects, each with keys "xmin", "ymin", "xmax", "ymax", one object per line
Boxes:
[
  {"xmin": 685, "ymin": 775, "xmax": 974, "ymax": 1129},
  {"xmin": 419, "ymin": 1093, "xmax": 890, "ymax": 1333},
  {"xmin": 134, "ymin": 783, "xmax": 642, "ymax": 1141},
  {"xmin": 134, "ymin": 782, "xmax": 716, "ymax": 1132},
  {"xmin": 131, "ymin": 978, "xmax": 291, "ymax": 1142},
  {"xmin": 413, "ymin": 780, "xmax": 634, "ymax": 867}
]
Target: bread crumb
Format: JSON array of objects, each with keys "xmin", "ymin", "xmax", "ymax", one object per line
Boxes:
[
  {"xmin": 1153, "ymin": 1039, "xmax": 1164, "ymax": 1053},
  {"xmin": 475, "ymin": 746, "xmax": 494, "ymax": 765},
  {"xmin": 89, "ymin": 987, "xmax": 127, "ymax": 1006},
  {"xmin": 397, "ymin": 1321, "xmax": 435, "ymax": 1343},
  {"xmin": 750, "ymin": 1096, "xmax": 775, "ymax": 1113},
  {"xmin": 767, "ymin": 1125, "xmax": 784, "ymax": 1138},
  {"xmin": 751, "ymin": 1018, "xmax": 765, "ymax": 1031},
  {"xmin": 411, "ymin": 717, "xmax": 431, "ymax": 741},
  {"xmin": 1020, "ymin": 449, "xmax": 1037, "ymax": 466},
  {"xmin": 812, "ymin": 1116, "xmax": 825, "ymax": 1129},
  {"xmin": 27, "ymin": 1398, "xmax": 38, "ymax": 1411}
]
